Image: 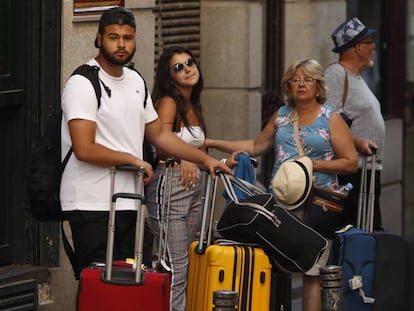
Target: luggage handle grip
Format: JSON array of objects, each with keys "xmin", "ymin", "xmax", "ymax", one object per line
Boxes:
[
  {"xmin": 214, "ymin": 168, "xmax": 224, "ymax": 174},
  {"xmin": 114, "ymin": 165, "xmax": 145, "ymax": 173},
  {"xmin": 112, "ymin": 193, "xmax": 145, "ymax": 203},
  {"xmin": 165, "ymin": 158, "xmax": 176, "ymax": 167},
  {"xmin": 250, "ymin": 157, "xmax": 258, "ymax": 168}
]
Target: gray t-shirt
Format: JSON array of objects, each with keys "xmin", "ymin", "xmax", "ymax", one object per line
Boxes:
[{"xmin": 324, "ymin": 63, "xmax": 385, "ymax": 169}]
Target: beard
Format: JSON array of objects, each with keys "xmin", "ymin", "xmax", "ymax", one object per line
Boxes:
[
  {"xmin": 367, "ymin": 51, "xmax": 376, "ymax": 68},
  {"xmin": 100, "ymin": 45, "xmax": 135, "ymax": 66},
  {"xmin": 368, "ymin": 58, "xmax": 374, "ymax": 68}
]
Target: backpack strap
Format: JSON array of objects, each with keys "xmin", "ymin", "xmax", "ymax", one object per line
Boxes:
[
  {"xmin": 126, "ymin": 62, "xmax": 148, "ymax": 108},
  {"xmin": 71, "ymin": 64, "xmax": 110, "ymax": 109},
  {"xmin": 63, "ymin": 63, "xmax": 115, "ymax": 167},
  {"xmin": 73, "ymin": 63, "xmax": 149, "ymax": 108},
  {"xmin": 60, "ymin": 64, "xmax": 106, "ymax": 188},
  {"xmin": 137, "ymin": 70, "xmax": 148, "ymax": 108},
  {"xmin": 61, "ymin": 222, "xmax": 80, "ymax": 279}
]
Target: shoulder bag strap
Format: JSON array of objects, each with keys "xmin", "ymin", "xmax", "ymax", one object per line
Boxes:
[
  {"xmin": 292, "ymin": 109, "xmax": 340, "ymax": 187},
  {"xmin": 339, "ymin": 63, "xmax": 348, "ymax": 107},
  {"xmin": 292, "ymin": 108, "xmax": 305, "ymax": 157},
  {"xmin": 326, "ymin": 62, "xmax": 348, "ymax": 108}
]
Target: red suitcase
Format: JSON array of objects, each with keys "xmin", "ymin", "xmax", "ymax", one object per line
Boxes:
[{"xmin": 77, "ymin": 165, "xmax": 170, "ymax": 311}]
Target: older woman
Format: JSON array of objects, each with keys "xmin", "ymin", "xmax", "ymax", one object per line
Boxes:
[{"xmin": 206, "ymin": 58, "xmax": 357, "ymax": 311}]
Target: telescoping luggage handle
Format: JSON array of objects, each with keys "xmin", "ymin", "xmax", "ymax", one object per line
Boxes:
[
  {"xmin": 196, "ymin": 157, "xmax": 261, "ymax": 254},
  {"xmin": 196, "ymin": 169, "xmax": 220, "ymax": 254},
  {"xmin": 357, "ymin": 146, "xmax": 377, "ymax": 232},
  {"xmin": 106, "ymin": 165, "xmax": 145, "ymax": 283},
  {"xmin": 156, "ymin": 158, "xmax": 175, "ymax": 272}
]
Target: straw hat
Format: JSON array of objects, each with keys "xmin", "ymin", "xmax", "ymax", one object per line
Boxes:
[{"xmin": 272, "ymin": 156, "xmax": 313, "ymax": 210}]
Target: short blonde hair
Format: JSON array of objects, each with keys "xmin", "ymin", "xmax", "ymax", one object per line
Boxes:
[{"xmin": 280, "ymin": 59, "xmax": 327, "ymax": 106}]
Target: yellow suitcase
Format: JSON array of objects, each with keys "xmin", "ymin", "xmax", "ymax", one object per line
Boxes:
[
  {"xmin": 186, "ymin": 241, "xmax": 271, "ymax": 311},
  {"xmin": 185, "ymin": 171, "xmax": 272, "ymax": 311}
]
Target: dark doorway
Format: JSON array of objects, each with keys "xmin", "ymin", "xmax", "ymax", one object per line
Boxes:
[
  {"xmin": 347, "ymin": 0, "xmax": 406, "ymax": 118},
  {"xmin": 261, "ymin": 0, "xmax": 284, "ymax": 187},
  {"xmin": 0, "ymin": 0, "xmax": 61, "ymax": 267},
  {"xmin": 0, "ymin": 0, "xmax": 28, "ymax": 266}
]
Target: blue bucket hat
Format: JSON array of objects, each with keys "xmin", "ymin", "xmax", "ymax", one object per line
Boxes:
[{"xmin": 331, "ymin": 17, "xmax": 376, "ymax": 53}]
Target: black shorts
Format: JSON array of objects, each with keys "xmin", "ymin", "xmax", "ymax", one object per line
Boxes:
[{"xmin": 64, "ymin": 210, "xmax": 153, "ymax": 273}]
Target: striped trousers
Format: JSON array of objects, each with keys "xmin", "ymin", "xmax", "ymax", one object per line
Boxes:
[{"xmin": 146, "ymin": 165, "xmax": 202, "ymax": 311}]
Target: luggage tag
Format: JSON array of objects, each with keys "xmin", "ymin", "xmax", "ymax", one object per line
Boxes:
[{"xmin": 348, "ymin": 275, "xmax": 375, "ymax": 304}]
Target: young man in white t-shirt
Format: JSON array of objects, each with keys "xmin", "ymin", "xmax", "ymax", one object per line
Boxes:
[{"xmin": 60, "ymin": 6, "xmax": 230, "ymax": 276}]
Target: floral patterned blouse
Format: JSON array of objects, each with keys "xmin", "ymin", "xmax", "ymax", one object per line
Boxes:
[{"xmin": 271, "ymin": 104, "xmax": 338, "ymax": 190}]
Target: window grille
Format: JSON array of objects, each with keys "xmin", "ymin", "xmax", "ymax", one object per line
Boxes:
[{"xmin": 154, "ymin": 1, "xmax": 200, "ymax": 72}]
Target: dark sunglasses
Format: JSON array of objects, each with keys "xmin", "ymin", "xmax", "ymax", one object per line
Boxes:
[{"xmin": 171, "ymin": 58, "xmax": 197, "ymax": 73}]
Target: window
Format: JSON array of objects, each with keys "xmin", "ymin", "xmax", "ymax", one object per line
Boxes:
[
  {"xmin": 73, "ymin": 0, "xmax": 124, "ymax": 15},
  {"xmin": 154, "ymin": 1, "xmax": 200, "ymax": 74}
]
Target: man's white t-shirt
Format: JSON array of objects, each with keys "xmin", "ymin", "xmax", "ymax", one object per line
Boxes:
[{"xmin": 60, "ymin": 59, "xmax": 158, "ymax": 211}]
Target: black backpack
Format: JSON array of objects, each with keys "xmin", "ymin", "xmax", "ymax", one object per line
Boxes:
[
  {"xmin": 27, "ymin": 63, "xmax": 148, "ymax": 222},
  {"xmin": 27, "ymin": 65, "xmax": 101, "ymax": 221}
]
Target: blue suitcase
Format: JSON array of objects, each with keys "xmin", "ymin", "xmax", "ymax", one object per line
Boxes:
[
  {"xmin": 329, "ymin": 155, "xmax": 376, "ymax": 310},
  {"xmin": 330, "ymin": 225, "xmax": 376, "ymax": 311}
]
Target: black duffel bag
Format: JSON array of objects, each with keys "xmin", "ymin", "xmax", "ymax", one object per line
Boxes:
[{"xmin": 216, "ymin": 174, "xmax": 328, "ymax": 273}]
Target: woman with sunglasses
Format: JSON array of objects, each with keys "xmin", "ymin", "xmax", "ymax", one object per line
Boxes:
[{"xmin": 146, "ymin": 46, "xmax": 207, "ymax": 311}]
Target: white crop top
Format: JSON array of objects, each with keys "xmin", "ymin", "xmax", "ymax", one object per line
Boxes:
[{"xmin": 176, "ymin": 126, "xmax": 205, "ymax": 148}]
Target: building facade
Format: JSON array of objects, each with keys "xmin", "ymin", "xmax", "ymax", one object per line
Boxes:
[{"xmin": 0, "ymin": 0, "xmax": 412, "ymax": 309}]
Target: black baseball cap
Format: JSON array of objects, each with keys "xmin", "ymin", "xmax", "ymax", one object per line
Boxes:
[{"xmin": 94, "ymin": 6, "xmax": 136, "ymax": 48}]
